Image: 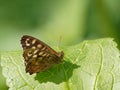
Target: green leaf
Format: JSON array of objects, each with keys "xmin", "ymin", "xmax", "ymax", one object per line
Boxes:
[{"xmin": 1, "ymin": 38, "xmax": 120, "ymax": 90}]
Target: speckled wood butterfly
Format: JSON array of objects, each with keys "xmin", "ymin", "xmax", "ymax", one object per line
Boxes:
[{"xmin": 21, "ymin": 35, "xmax": 64, "ymax": 75}]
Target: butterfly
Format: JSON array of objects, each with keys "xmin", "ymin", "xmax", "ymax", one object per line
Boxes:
[{"xmin": 21, "ymin": 35, "xmax": 64, "ymax": 75}]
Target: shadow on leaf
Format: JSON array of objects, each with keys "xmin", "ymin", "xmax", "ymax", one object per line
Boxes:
[{"xmin": 35, "ymin": 61, "xmax": 80, "ymax": 84}]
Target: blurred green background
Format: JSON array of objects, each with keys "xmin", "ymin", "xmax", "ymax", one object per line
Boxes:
[{"xmin": 0, "ymin": 0, "xmax": 120, "ymax": 89}]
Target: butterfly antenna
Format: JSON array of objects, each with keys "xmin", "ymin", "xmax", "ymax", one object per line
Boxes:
[{"xmin": 58, "ymin": 36, "xmax": 62, "ymax": 50}]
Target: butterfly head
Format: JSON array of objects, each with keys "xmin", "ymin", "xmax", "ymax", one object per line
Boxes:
[{"xmin": 57, "ymin": 51, "xmax": 64, "ymax": 59}]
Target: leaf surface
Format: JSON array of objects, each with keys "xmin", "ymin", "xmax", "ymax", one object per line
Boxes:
[{"xmin": 1, "ymin": 38, "xmax": 120, "ymax": 90}]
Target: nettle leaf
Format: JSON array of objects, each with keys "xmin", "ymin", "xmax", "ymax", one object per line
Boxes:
[{"xmin": 1, "ymin": 38, "xmax": 120, "ymax": 90}]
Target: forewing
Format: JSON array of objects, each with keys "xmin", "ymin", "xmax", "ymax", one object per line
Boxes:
[{"xmin": 21, "ymin": 35, "xmax": 61, "ymax": 74}]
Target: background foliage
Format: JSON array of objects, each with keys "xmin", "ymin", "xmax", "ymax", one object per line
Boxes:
[{"xmin": 0, "ymin": 0, "xmax": 120, "ymax": 89}]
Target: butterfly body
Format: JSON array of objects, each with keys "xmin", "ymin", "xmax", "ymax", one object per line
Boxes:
[{"xmin": 21, "ymin": 35, "xmax": 64, "ymax": 75}]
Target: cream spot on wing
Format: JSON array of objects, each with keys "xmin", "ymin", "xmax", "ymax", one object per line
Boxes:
[
  {"xmin": 27, "ymin": 53, "xmax": 32, "ymax": 57},
  {"xmin": 32, "ymin": 39, "xmax": 36, "ymax": 44},
  {"xmin": 33, "ymin": 54, "xmax": 37, "ymax": 58},
  {"xmin": 39, "ymin": 52, "xmax": 44, "ymax": 56},
  {"xmin": 37, "ymin": 44, "xmax": 42, "ymax": 48},
  {"xmin": 41, "ymin": 47, "xmax": 46, "ymax": 50},
  {"xmin": 34, "ymin": 49, "xmax": 39, "ymax": 54},
  {"xmin": 32, "ymin": 46, "xmax": 36, "ymax": 49},
  {"xmin": 26, "ymin": 38, "xmax": 30, "ymax": 41},
  {"xmin": 42, "ymin": 53, "xmax": 47, "ymax": 57},
  {"xmin": 46, "ymin": 54, "xmax": 50, "ymax": 57},
  {"xmin": 26, "ymin": 43, "xmax": 30, "ymax": 46}
]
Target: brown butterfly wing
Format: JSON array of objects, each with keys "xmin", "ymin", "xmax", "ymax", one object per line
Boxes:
[{"xmin": 21, "ymin": 35, "xmax": 63, "ymax": 75}]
